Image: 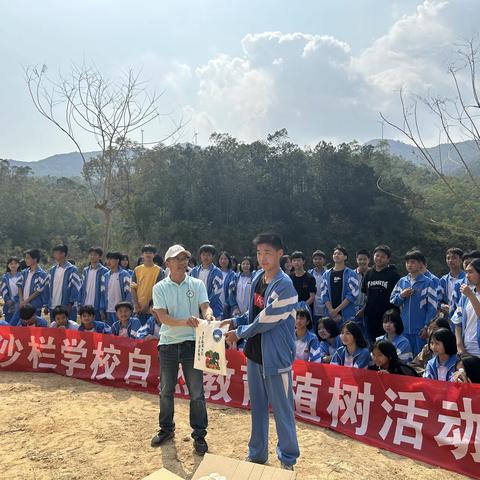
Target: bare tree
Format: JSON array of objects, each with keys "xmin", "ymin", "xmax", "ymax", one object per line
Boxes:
[
  {"xmin": 380, "ymin": 39, "xmax": 480, "ymax": 222},
  {"xmin": 26, "ymin": 63, "xmax": 182, "ymax": 249}
]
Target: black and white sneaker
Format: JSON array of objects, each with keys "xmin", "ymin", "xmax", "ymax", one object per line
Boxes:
[
  {"xmin": 150, "ymin": 430, "xmax": 174, "ymax": 447},
  {"xmin": 194, "ymin": 437, "xmax": 209, "ymax": 456}
]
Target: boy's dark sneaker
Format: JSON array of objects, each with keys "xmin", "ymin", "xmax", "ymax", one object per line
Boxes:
[
  {"xmin": 280, "ymin": 462, "xmax": 294, "ymax": 471},
  {"xmin": 193, "ymin": 437, "xmax": 208, "ymax": 455},
  {"xmin": 150, "ymin": 430, "xmax": 174, "ymax": 447}
]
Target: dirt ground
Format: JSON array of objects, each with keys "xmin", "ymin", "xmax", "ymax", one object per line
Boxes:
[{"xmin": 0, "ymin": 371, "xmax": 468, "ymax": 480}]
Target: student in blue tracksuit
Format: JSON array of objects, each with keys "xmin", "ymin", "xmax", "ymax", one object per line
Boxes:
[
  {"xmin": 438, "ymin": 248, "xmax": 465, "ymax": 316},
  {"xmin": 78, "ymin": 246, "xmax": 109, "ymax": 321},
  {"xmin": 44, "ymin": 244, "xmax": 81, "ymax": 321},
  {"xmin": 1, "ymin": 256, "xmax": 22, "ymax": 324},
  {"xmin": 16, "ymin": 303, "xmax": 48, "ymax": 327},
  {"xmin": 136, "ymin": 301, "xmax": 161, "ymax": 340},
  {"xmin": 78, "ymin": 305, "xmax": 112, "ymax": 333},
  {"xmin": 295, "ymin": 307, "xmax": 321, "ymax": 362},
  {"xmin": 331, "ymin": 321, "xmax": 370, "ymax": 368},
  {"xmin": 120, "ymin": 254, "xmax": 134, "ymax": 277},
  {"xmin": 424, "ymin": 328, "xmax": 458, "ymax": 381},
  {"xmin": 230, "ymin": 256, "xmax": 256, "ymax": 316},
  {"xmin": 224, "ymin": 233, "xmax": 300, "ymax": 470},
  {"xmin": 390, "ymin": 249, "xmax": 437, "ymax": 356},
  {"xmin": 17, "ymin": 249, "xmax": 47, "ymax": 318},
  {"xmin": 379, "ymin": 308, "xmax": 413, "ymax": 362},
  {"xmin": 50, "ymin": 305, "xmax": 79, "ymax": 329},
  {"xmin": 320, "ymin": 246, "xmax": 360, "ymax": 327},
  {"xmin": 316, "ymin": 317, "xmax": 342, "ymax": 363},
  {"xmin": 308, "ymin": 250, "xmax": 327, "ymax": 326},
  {"xmin": 110, "ymin": 301, "xmax": 142, "ymax": 338},
  {"xmin": 190, "ymin": 245, "xmax": 223, "ymax": 319},
  {"xmin": 216, "ymin": 251, "xmax": 237, "ymax": 318},
  {"xmin": 100, "ymin": 252, "xmax": 132, "ymax": 326},
  {"xmin": 449, "ymin": 250, "xmax": 480, "ymax": 318}
]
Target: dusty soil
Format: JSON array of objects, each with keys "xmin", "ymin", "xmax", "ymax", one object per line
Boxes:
[{"xmin": 0, "ymin": 371, "xmax": 467, "ymax": 480}]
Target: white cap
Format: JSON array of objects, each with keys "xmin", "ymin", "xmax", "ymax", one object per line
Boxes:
[{"xmin": 164, "ymin": 244, "xmax": 191, "ymax": 261}]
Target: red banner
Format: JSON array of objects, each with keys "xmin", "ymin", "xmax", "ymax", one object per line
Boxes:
[{"xmin": 0, "ymin": 325, "xmax": 478, "ymax": 479}]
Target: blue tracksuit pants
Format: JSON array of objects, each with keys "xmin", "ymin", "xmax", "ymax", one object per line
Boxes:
[{"xmin": 247, "ymin": 359, "xmax": 300, "ymax": 466}]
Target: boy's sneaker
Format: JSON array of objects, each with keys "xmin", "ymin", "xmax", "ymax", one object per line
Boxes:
[
  {"xmin": 194, "ymin": 437, "xmax": 208, "ymax": 456},
  {"xmin": 150, "ymin": 430, "xmax": 174, "ymax": 447},
  {"xmin": 280, "ymin": 462, "xmax": 294, "ymax": 471},
  {"xmin": 245, "ymin": 457, "xmax": 266, "ymax": 465}
]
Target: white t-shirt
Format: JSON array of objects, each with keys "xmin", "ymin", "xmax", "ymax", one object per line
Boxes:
[
  {"xmin": 344, "ymin": 354, "xmax": 354, "ymax": 367},
  {"xmin": 107, "ymin": 272, "xmax": 122, "ymax": 313},
  {"xmin": 23, "ymin": 271, "xmax": 34, "ymax": 301},
  {"xmin": 199, "ymin": 267, "xmax": 209, "ymax": 286},
  {"xmin": 84, "ymin": 268, "xmax": 98, "ymax": 306},
  {"xmin": 464, "ymin": 294, "xmax": 480, "ymax": 356},
  {"xmin": 51, "ymin": 265, "xmax": 66, "ymax": 308},
  {"xmin": 295, "ymin": 337, "xmax": 309, "ymax": 361},
  {"xmin": 437, "ymin": 364, "xmax": 448, "ymax": 381},
  {"xmin": 8, "ymin": 276, "xmax": 19, "ymax": 299},
  {"xmin": 311, "ymin": 269, "xmax": 325, "ymax": 316}
]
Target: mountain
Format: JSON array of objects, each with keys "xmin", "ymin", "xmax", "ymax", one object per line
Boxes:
[
  {"xmin": 6, "ymin": 151, "xmax": 99, "ymax": 177},
  {"xmin": 365, "ymin": 138, "xmax": 479, "ymax": 175}
]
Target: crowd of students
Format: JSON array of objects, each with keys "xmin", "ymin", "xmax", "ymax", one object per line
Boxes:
[{"xmin": 1, "ymin": 242, "xmax": 479, "ymax": 384}]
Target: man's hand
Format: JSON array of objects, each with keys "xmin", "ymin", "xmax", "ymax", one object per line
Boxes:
[
  {"xmin": 225, "ymin": 330, "xmax": 239, "ymax": 346},
  {"xmin": 400, "ymin": 288, "xmax": 414, "ymax": 298},
  {"xmin": 186, "ymin": 316, "xmax": 200, "ymax": 328},
  {"xmin": 204, "ymin": 313, "xmax": 215, "ymax": 322}
]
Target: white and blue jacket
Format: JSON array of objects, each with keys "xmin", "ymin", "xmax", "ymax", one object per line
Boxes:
[
  {"xmin": 424, "ymin": 354, "xmax": 457, "ymax": 381},
  {"xmin": 331, "ymin": 346, "xmax": 370, "ymax": 368},
  {"xmin": 220, "ymin": 269, "xmax": 237, "ymax": 316},
  {"xmin": 17, "ymin": 267, "xmax": 47, "ymax": 311},
  {"xmin": 390, "ymin": 274, "xmax": 437, "ymax": 334},
  {"xmin": 380, "ymin": 334, "xmax": 413, "ymax": 362},
  {"xmin": 136, "ymin": 315, "xmax": 161, "ymax": 339},
  {"xmin": 99, "ymin": 268, "xmax": 132, "ymax": 311},
  {"xmin": 308, "ymin": 268, "xmax": 327, "ymax": 316},
  {"xmin": 320, "ymin": 267, "xmax": 359, "ymax": 322},
  {"xmin": 449, "ymin": 276, "xmax": 468, "ymax": 317},
  {"xmin": 229, "ymin": 271, "xmax": 254, "ymax": 311},
  {"xmin": 78, "ymin": 264, "xmax": 109, "ymax": 310},
  {"xmin": 1, "ymin": 272, "xmax": 22, "ymax": 304},
  {"xmin": 232, "ymin": 269, "xmax": 298, "ymax": 376},
  {"xmin": 12, "ymin": 315, "xmax": 48, "ymax": 328},
  {"xmin": 451, "ymin": 292, "xmax": 480, "ymax": 351},
  {"xmin": 78, "ymin": 321, "xmax": 112, "ymax": 334},
  {"xmin": 111, "ymin": 316, "xmax": 142, "ymax": 338},
  {"xmin": 190, "ymin": 264, "xmax": 224, "ymax": 318},
  {"xmin": 438, "ymin": 271, "xmax": 466, "ymax": 308},
  {"xmin": 296, "ymin": 329, "xmax": 322, "ymax": 362},
  {"xmin": 318, "ymin": 336, "xmax": 343, "ymax": 362},
  {"xmin": 44, "ymin": 262, "xmax": 81, "ymax": 310}
]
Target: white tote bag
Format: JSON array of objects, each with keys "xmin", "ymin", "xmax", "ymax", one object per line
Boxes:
[{"xmin": 194, "ymin": 320, "xmax": 228, "ymax": 376}]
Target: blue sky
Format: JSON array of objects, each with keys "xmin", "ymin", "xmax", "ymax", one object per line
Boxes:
[{"xmin": 1, "ymin": 0, "xmax": 478, "ymax": 160}]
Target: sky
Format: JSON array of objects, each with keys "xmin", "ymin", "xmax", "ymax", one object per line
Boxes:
[{"xmin": 1, "ymin": 0, "xmax": 480, "ymax": 161}]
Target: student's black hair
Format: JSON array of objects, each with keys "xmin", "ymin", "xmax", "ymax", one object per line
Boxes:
[
  {"xmin": 19, "ymin": 260, "xmax": 27, "ymax": 271},
  {"xmin": 280, "ymin": 255, "xmax": 292, "ymax": 271},
  {"xmin": 106, "ymin": 251, "xmax": 122, "ymax": 261},
  {"xmin": 6, "ymin": 256, "xmax": 20, "ymax": 273},
  {"xmin": 291, "ymin": 251, "xmax": 306, "ymax": 261},
  {"xmin": 115, "ymin": 301, "xmax": 134, "ymax": 312},
  {"xmin": 342, "ymin": 321, "xmax": 367, "ymax": 348},
  {"xmin": 52, "ymin": 244, "xmax": 68, "ymax": 255},
  {"xmin": 78, "ymin": 305, "xmax": 95, "ymax": 316},
  {"xmin": 142, "ymin": 244, "xmax": 157, "ymax": 254},
  {"xmin": 446, "ymin": 247, "xmax": 463, "ymax": 258},
  {"xmin": 430, "ymin": 328, "xmax": 457, "ymax": 356},
  {"xmin": 19, "ymin": 303, "xmax": 36, "ymax": 320},
  {"xmin": 373, "ymin": 245, "xmax": 392, "ymax": 258},
  {"xmin": 240, "ymin": 256, "xmax": 255, "ymax": 273},
  {"xmin": 153, "ymin": 254, "xmax": 164, "ymax": 266},
  {"xmin": 312, "ymin": 250, "xmax": 326, "ymax": 259},
  {"xmin": 317, "ymin": 317, "xmax": 340, "ymax": 339},
  {"xmin": 468, "ymin": 258, "xmax": 480, "ymax": 276},
  {"xmin": 372, "ymin": 340, "xmax": 401, "ymax": 367},
  {"xmin": 88, "ymin": 246, "xmax": 103, "ymax": 256},
  {"xmin": 296, "ymin": 308, "xmax": 312, "ymax": 329},
  {"xmin": 462, "ymin": 250, "xmax": 480, "ymax": 261},
  {"xmin": 231, "ymin": 256, "xmax": 239, "ymax": 272},
  {"xmin": 188, "ymin": 257, "xmax": 197, "ymax": 268},
  {"xmin": 120, "ymin": 254, "xmax": 130, "ymax": 269},
  {"xmin": 404, "ymin": 249, "xmax": 426, "ymax": 264},
  {"xmin": 68, "ymin": 259, "xmax": 76, "ymax": 265},
  {"xmin": 382, "ymin": 308, "xmax": 404, "ymax": 335},
  {"xmin": 356, "ymin": 249, "xmax": 370, "ymax": 258},
  {"xmin": 136, "ymin": 256, "xmax": 144, "ymax": 266},
  {"xmin": 24, "ymin": 248, "xmax": 41, "ymax": 263},
  {"xmin": 252, "ymin": 232, "xmax": 284, "ymax": 251},
  {"xmin": 333, "ymin": 245, "xmax": 348, "ymax": 258},
  {"xmin": 429, "ymin": 315, "xmax": 451, "ymax": 331},
  {"xmin": 52, "ymin": 305, "xmax": 69, "ymax": 320},
  {"xmin": 458, "ymin": 355, "xmax": 480, "ymax": 384},
  {"xmin": 199, "ymin": 244, "xmax": 216, "ymax": 255},
  {"xmin": 216, "ymin": 251, "xmax": 232, "ymax": 269}
]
